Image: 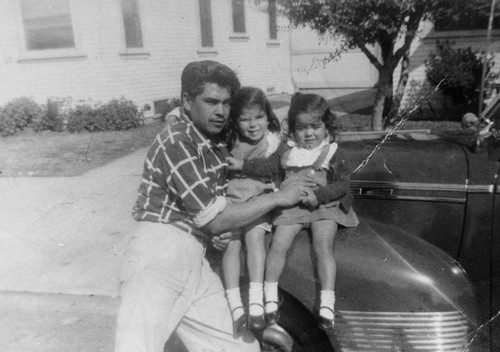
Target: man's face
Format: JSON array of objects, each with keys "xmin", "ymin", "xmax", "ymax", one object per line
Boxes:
[{"xmin": 183, "ymin": 83, "xmax": 232, "ymax": 137}]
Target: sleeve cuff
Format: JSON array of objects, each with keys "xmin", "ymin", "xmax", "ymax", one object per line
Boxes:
[
  {"xmin": 192, "ymin": 196, "xmax": 228, "ymax": 227},
  {"xmin": 314, "ymin": 189, "xmax": 329, "ymax": 204}
]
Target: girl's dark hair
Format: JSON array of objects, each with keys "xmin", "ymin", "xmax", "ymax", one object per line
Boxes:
[
  {"xmin": 226, "ymin": 87, "xmax": 281, "ymax": 149},
  {"xmin": 287, "ymin": 93, "xmax": 338, "ymax": 138}
]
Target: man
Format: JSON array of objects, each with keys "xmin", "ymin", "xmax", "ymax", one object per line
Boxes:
[{"xmin": 115, "ymin": 60, "xmax": 310, "ymax": 352}]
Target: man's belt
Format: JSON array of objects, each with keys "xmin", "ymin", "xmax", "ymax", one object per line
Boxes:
[{"xmin": 169, "ymin": 221, "xmax": 210, "ymax": 245}]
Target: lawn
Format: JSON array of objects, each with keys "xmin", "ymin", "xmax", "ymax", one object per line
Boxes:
[{"xmin": 0, "ymin": 121, "xmax": 162, "ymax": 177}]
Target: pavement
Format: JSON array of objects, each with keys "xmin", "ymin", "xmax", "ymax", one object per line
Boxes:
[
  {"xmin": 0, "ymin": 148, "xmax": 145, "ymax": 351},
  {"xmin": 0, "ymin": 89, "xmax": 373, "ymax": 352}
]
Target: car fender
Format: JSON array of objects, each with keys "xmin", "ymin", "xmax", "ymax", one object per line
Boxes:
[{"xmin": 278, "ymin": 218, "xmax": 477, "ymax": 351}]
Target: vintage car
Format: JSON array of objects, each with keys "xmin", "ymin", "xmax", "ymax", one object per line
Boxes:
[{"xmin": 255, "ymin": 119, "xmax": 499, "ymax": 351}]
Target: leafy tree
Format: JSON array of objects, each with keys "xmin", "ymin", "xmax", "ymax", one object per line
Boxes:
[{"xmin": 279, "ymin": 0, "xmax": 495, "ymax": 130}]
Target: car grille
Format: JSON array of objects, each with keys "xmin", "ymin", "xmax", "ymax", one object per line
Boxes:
[{"xmin": 335, "ymin": 311, "xmax": 471, "ymax": 351}]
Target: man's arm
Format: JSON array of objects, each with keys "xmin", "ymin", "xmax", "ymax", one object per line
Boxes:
[
  {"xmin": 228, "ymin": 141, "xmax": 289, "ymax": 176},
  {"xmin": 203, "ymin": 178, "xmax": 311, "ymax": 234}
]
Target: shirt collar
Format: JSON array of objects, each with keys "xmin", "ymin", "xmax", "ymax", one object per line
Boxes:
[
  {"xmin": 286, "ymin": 137, "xmax": 330, "ymax": 150},
  {"xmin": 180, "ymin": 109, "xmax": 227, "ymax": 150}
]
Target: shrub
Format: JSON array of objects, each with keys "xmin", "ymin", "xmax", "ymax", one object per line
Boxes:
[
  {"xmin": 0, "ymin": 107, "xmax": 17, "ymax": 136},
  {"xmin": 1, "ymin": 96, "xmax": 144, "ymax": 135},
  {"xmin": 1, "ymin": 97, "xmax": 43, "ymax": 133},
  {"xmin": 66, "ymin": 103, "xmax": 101, "ymax": 132},
  {"xmin": 66, "ymin": 98, "xmax": 143, "ymax": 132},
  {"xmin": 425, "ymin": 40, "xmax": 495, "ymax": 113},
  {"xmin": 97, "ymin": 98, "xmax": 143, "ymax": 130},
  {"xmin": 31, "ymin": 98, "xmax": 67, "ymax": 132}
]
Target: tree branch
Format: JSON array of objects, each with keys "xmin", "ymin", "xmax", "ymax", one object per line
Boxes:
[{"xmin": 356, "ymin": 40, "xmax": 382, "ymax": 71}]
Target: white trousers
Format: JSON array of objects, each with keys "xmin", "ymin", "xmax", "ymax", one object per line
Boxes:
[{"xmin": 115, "ymin": 222, "xmax": 260, "ymax": 352}]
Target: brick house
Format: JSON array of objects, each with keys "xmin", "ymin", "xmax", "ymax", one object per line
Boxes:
[{"xmin": 0, "ymin": 0, "xmax": 294, "ymax": 117}]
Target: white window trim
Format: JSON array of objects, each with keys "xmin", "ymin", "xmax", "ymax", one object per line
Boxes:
[
  {"xmin": 230, "ymin": 0, "xmax": 246, "ymax": 37},
  {"xmin": 15, "ymin": 0, "xmax": 87, "ymax": 63},
  {"xmin": 118, "ymin": 0, "xmax": 150, "ymax": 58},
  {"xmin": 196, "ymin": 0, "xmax": 217, "ymax": 55}
]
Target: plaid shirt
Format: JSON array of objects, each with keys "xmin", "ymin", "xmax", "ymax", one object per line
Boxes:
[{"xmin": 132, "ymin": 114, "xmax": 229, "ymax": 228}]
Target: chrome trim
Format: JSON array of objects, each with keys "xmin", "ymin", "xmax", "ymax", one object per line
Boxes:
[
  {"xmin": 335, "ymin": 311, "xmax": 470, "ymax": 352},
  {"xmin": 354, "ymin": 194, "xmax": 466, "ymax": 204},
  {"xmin": 339, "ymin": 129, "xmax": 431, "ymax": 136},
  {"xmin": 465, "ymin": 184, "xmax": 495, "ymax": 194},
  {"xmin": 351, "ymin": 181, "xmax": 466, "ymax": 192},
  {"xmin": 352, "ymin": 181, "xmax": 495, "ymax": 194}
]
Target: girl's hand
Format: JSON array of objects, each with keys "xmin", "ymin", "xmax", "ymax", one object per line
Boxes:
[
  {"xmin": 226, "ymin": 156, "xmax": 243, "ymax": 171},
  {"xmin": 211, "ymin": 232, "xmax": 232, "ymax": 251}
]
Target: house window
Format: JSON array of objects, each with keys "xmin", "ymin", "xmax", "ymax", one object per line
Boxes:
[
  {"xmin": 199, "ymin": 0, "xmax": 213, "ymax": 47},
  {"xmin": 268, "ymin": 0, "xmax": 277, "ymax": 40},
  {"xmin": 20, "ymin": 0, "xmax": 75, "ymax": 50},
  {"xmin": 232, "ymin": 0, "xmax": 245, "ymax": 33},
  {"xmin": 122, "ymin": 0, "xmax": 143, "ymax": 48}
]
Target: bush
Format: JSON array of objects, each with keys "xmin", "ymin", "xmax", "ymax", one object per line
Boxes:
[
  {"xmin": 0, "ymin": 107, "xmax": 17, "ymax": 136},
  {"xmin": 1, "ymin": 97, "xmax": 43, "ymax": 134},
  {"xmin": 66, "ymin": 98, "xmax": 143, "ymax": 132},
  {"xmin": 66, "ymin": 103, "xmax": 102, "ymax": 132},
  {"xmin": 425, "ymin": 40, "xmax": 495, "ymax": 113},
  {"xmin": 97, "ymin": 98, "xmax": 143, "ymax": 130},
  {"xmin": 31, "ymin": 98, "xmax": 67, "ymax": 132},
  {"xmin": 0, "ymin": 96, "xmax": 144, "ymax": 135}
]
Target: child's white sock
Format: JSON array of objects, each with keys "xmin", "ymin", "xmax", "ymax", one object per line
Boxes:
[
  {"xmin": 226, "ymin": 287, "xmax": 245, "ymax": 321},
  {"xmin": 264, "ymin": 281, "xmax": 279, "ymax": 313},
  {"xmin": 248, "ymin": 282, "xmax": 264, "ymax": 316},
  {"xmin": 319, "ymin": 290, "xmax": 335, "ymax": 320}
]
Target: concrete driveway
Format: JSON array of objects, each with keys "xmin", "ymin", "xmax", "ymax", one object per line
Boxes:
[{"xmin": 0, "ymin": 148, "xmax": 147, "ymax": 352}]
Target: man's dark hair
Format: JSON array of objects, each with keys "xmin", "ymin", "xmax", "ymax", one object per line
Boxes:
[{"xmin": 181, "ymin": 60, "xmax": 240, "ymax": 99}]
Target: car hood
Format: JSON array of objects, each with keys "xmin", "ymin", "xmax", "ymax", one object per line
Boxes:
[{"xmin": 281, "ymin": 218, "xmax": 476, "ymax": 320}]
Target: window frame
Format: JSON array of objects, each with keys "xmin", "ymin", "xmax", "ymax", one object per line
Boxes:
[
  {"xmin": 268, "ymin": 0, "xmax": 278, "ymax": 40},
  {"xmin": 16, "ymin": 0, "xmax": 86, "ymax": 63},
  {"xmin": 120, "ymin": 0, "xmax": 144, "ymax": 49},
  {"xmin": 199, "ymin": 0, "xmax": 214, "ymax": 49},
  {"xmin": 232, "ymin": 0, "xmax": 246, "ymax": 34}
]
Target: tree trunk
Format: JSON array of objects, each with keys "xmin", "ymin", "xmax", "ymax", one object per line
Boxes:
[
  {"xmin": 371, "ymin": 68, "xmax": 393, "ymax": 131},
  {"xmin": 371, "ymin": 89, "xmax": 385, "ymax": 131},
  {"xmin": 385, "ymin": 51, "xmax": 410, "ymax": 128}
]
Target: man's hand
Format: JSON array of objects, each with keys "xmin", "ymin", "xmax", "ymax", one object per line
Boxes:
[
  {"xmin": 226, "ymin": 156, "xmax": 243, "ymax": 171},
  {"xmin": 211, "ymin": 232, "xmax": 232, "ymax": 251},
  {"xmin": 275, "ymin": 175, "xmax": 317, "ymax": 207},
  {"xmin": 301, "ymin": 188, "xmax": 319, "ymax": 208}
]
